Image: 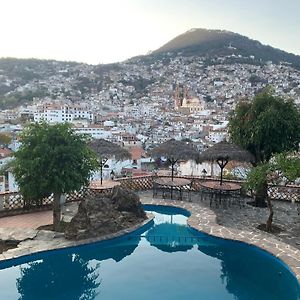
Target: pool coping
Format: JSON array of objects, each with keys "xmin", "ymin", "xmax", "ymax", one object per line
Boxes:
[
  {"xmin": 141, "ymin": 198, "xmax": 300, "ymax": 283},
  {"xmin": 0, "ymin": 199, "xmax": 300, "ymax": 284},
  {"xmin": 0, "ymin": 214, "xmax": 154, "ymax": 264}
]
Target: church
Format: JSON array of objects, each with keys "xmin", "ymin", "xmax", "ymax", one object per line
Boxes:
[{"xmin": 174, "ymin": 85, "xmax": 205, "ymax": 114}]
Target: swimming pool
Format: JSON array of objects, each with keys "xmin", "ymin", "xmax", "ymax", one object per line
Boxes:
[{"xmin": 0, "ymin": 204, "xmax": 299, "ymax": 300}]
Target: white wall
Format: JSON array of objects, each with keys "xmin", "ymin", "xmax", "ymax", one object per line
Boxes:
[
  {"xmin": 0, "ymin": 176, "xmax": 5, "ymax": 192},
  {"xmin": 178, "ymin": 160, "xmax": 220, "ymax": 177},
  {"xmin": 90, "ymin": 158, "xmax": 133, "ymax": 180},
  {"xmin": 74, "ymin": 127, "xmax": 111, "ymax": 139},
  {"xmin": 8, "ymin": 171, "xmax": 18, "ymax": 192}
]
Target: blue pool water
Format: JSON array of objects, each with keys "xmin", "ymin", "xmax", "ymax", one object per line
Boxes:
[{"xmin": 0, "ymin": 205, "xmax": 299, "ymax": 300}]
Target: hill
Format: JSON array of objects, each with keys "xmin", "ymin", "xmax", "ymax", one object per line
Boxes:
[
  {"xmin": 152, "ymin": 28, "xmax": 300, "ymax": 68},
  {"xmin": 0, "ymin": 58, "xmax": 87, "ymax": 109}
]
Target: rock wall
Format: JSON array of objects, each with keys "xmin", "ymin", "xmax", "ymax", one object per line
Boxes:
[{"xmin": 65, "ymin": 187, "xmax": 146, "ymax": 240}]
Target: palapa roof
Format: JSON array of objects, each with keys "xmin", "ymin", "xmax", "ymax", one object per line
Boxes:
[
  {"xmin": 150, "ymin": 139, "xmax": 199, "ymax": 162},
  {"xmin": 89, "ymin": 139, "xmax": 131, "ymax": 161},
  {"xmin": 198, "ymin": 141, "xmax": 255, "ymax": 163}
]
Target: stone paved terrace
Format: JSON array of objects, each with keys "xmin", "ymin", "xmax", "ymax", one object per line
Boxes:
[
  {"xmin": 142, "ymin": 190, "xmax": 300, "ymax": 250},
  {"xmin": 139, "ymin": 191, "xmax": 300, "ymax": 282},
  {"xmin": 0, "ymin": 191, "xmax": 299, "ymax": 282}
]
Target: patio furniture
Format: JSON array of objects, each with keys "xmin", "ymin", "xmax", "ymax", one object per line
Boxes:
[
  {"xmin": 88, "ymin": 180, "xmax": 121, "ymax": 196},
  {"xmin": 153, "ymin": 177, "xmax": 192, "ymax": 201},
  {"xmin": 199, "ymin": 180, "xmax": 242, "ymax": 208}
]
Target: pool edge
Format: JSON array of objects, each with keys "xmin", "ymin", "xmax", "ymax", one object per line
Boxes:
[
  {"xmin": 140, "ymin": 198, "xmax": 300, "ymax": 284},
  {"xmin": 0, "ymin": 213, "xmax": 155, "ymax": 266}
]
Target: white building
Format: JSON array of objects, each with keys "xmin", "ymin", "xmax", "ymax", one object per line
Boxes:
[
  {"xmin": 208, "ymin": 131, "xmax": 227, "ymax": 143},
  {"xmin": 0, "ymin": 176, "xmax": 5, "ymax": 193},
  {"xmin": 178, "ymin": 160, "xmax": 221, "ymax": 177},
  {"xmin": 8, "ymin": 172, "xmax": 18, "ymax": 192},
  {"xmin": 34, "ymin": 104, "xmax": 93, "ymax": 124},
  {"xmin": 91, "ymin": 158, "xmax": 132, "ymax": 181},
  {"xmin": 74, "ymin": 125, "xmax": 112, "ymax": 139}
]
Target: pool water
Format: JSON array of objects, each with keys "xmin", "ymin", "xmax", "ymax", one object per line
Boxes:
[{"xmin": 0, "ymin": 205, "xmax": 299, "ymax": 300}]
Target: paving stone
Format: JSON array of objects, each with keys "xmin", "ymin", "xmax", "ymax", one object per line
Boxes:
[{"xmin": 0, "ymin": 228, "xmax": 38, "ymax": 242}]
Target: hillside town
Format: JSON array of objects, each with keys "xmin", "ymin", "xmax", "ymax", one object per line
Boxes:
[
  {"xmin": 0, "ymin": 53, "xmax": 300, "ymax": 191},
  {"xmin": 1, "ymin": 1, "xmax": 300, "ymax": 296}
]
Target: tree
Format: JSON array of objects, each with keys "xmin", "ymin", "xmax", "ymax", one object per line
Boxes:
[
  {"xmin": 229, "ymin": 88, "xmax": 300, "ymax": 206},
  {"xmin": 13, "ymin": 122, "xmax": 98, "ymax": 231},
  {"xmin": 0, "ymin": 133, "xmax": 12, "ymax": 147},
  {"xmin": 245, "ymin": 153, "xmax": 300, "ymax": 231}
]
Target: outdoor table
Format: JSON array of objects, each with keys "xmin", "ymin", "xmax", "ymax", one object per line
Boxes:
[
  {"xmin": 88, "ymin": 180, "xmax": 121, "ymax": 195},
  {"xmin": 153, "ymin": 177, "xmax": 192, "ymax": 200},
  {"xmin": 199, "ymin": 181, "xmax": 242, "ymax": 207}
]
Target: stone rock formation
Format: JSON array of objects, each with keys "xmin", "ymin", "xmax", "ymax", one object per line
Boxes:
[{"xmin": 65, "ymin": 187, "xmax": 146, "ymax": 240}]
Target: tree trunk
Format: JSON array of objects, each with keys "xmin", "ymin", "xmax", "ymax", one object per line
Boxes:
[
  {"xmin": 255, "ymin": 180, "xmax": 268, "ymax": 207},
  {"xmin": 266, "ymin": 196, "xmax": 273, "ymax": 232},
  {"xmin": 53, "ymin": 193, "xmax": 61, "ymax": 232}
]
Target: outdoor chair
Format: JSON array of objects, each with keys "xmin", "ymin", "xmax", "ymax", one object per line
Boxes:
[{"xmin": 183, "ymin": 179, "xmax": 196, "ymax": 202}]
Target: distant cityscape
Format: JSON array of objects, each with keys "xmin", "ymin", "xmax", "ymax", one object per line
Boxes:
[{"xmin": 1, "ymin": 46, "xmax": 300, "ymax": 191}]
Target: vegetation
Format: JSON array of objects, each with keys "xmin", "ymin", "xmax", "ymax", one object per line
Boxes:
[
  {"xmin": 245, "ymin": 153, "xmax": 300, "ymax": 231},
  {"xmin": 229, "ymin": 87, "xmax": 300, "ymax": 206},
  {"xmin": 0, "ymin": 133, "xmax": 12, "ymax": 146},
  {"xmin": 0, "ymin": 159, "xmax": 14, "ymax": 176},
  {"xmin": 0, "ymin": 58, "xmax": 81, "ymax": 108},
  {"xmin": 0, "ymin": 58, "xmax": 79, "ymax": 79},
  {"xmin": 0, "ymin": 88, "xmax": 50, "ymax": 109},
  {"xmin": 120, "ymin": 76, "xmax": 155, "ymax": 93},
  {"xmin": 13, "ymin": 122, "xmax": 98, "ymax": 231},
  {"xmin": 153, "ymin": 28, "xmax": 300, "ymax": 69}
]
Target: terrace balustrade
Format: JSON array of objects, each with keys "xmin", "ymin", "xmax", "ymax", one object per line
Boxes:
[{"xmin": 0, "ymin": 175, "xmax": 298, "ymax": 216}]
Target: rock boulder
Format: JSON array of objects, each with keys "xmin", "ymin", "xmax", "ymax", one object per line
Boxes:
[{"xmin": 65, "ymin": 187, "xmax": 146, "ymax": 240}]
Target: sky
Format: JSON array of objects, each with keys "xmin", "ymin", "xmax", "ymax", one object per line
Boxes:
[{"xmin": 1, "ymin": 0, "xmax": 299, "ymax": 65}]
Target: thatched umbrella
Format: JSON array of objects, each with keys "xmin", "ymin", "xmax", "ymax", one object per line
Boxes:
[
  {"xmin": 150, "ymin": 139, "xmax": 199, "ymax": 181},
  {"xmin": 89, "ymin": 139, "xmax": 131, "ymax": 184},
  {"xmin": 198, "ymin": 141, "xmax": 255, "ymax": 185}
]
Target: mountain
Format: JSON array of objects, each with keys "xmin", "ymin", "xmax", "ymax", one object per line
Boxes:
[
  {"xmin": 0, "ymin": 58, "xmax": 89, "ymax": 109},
  {"xmin": 151, "ymin": 28, "xmax": 300, "ymax": 68},
  {"xmin": 1, "ymin": 29, "xmax": 300, "ymax": 111}
]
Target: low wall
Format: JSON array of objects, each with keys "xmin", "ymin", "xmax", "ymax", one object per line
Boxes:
[{"xmin": 0, "ymin": 176, "xmax": 298, "ymax": 216}]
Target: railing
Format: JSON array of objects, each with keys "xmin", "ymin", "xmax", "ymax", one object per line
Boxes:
[
  {"xmin": 0, "ymin": 175, "xmax": 298, "ymax": 216},
  {"xmin": 116, "ymin": 175, "xmax": 245, "ymax": 193},
  {"xmin": 0, "ymin": 189, "xmax": 86, "ymax": 217},
  {"xmin": 116, "ymin": 175, "xmax": 300, "ymax": 202},
  {"xmin": 268, "ymin": 184, "xmax": 300, "ymax": 203}
]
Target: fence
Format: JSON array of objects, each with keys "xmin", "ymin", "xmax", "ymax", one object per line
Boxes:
[{"xmin": 0, "ymin": 175, "xmax": 299, "ymax": 216}]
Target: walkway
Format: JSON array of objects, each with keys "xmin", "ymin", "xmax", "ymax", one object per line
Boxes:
[{"xmin": 0, "ymin": 210, "xmax": 52, "ymax": 229}]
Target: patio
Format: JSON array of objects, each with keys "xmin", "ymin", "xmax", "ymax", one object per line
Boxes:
[
  {"xmin": 0, "ymin": 186, "xmax": 300, "ymax": 281},
  {"xmin": 0, "ymin": 176, "xmax": 299, "ymax": 250},
  {"xmin": 139, "ymin": 189, "xmax": 300, "ymax": 250}
]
